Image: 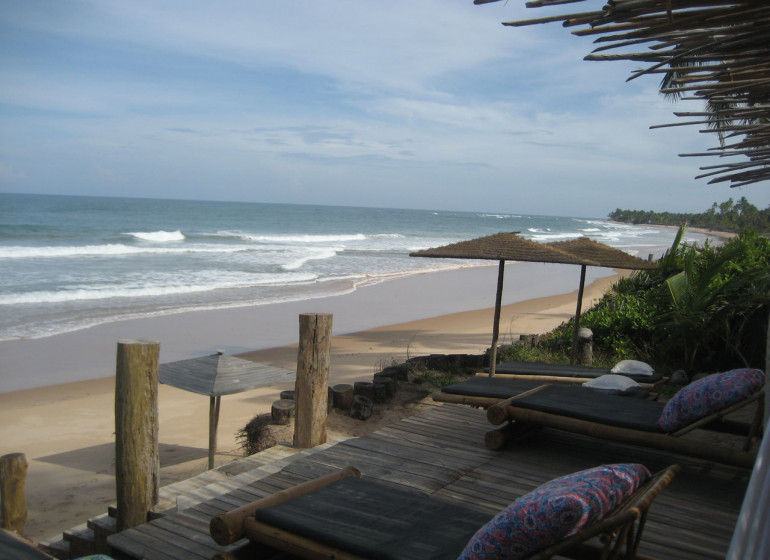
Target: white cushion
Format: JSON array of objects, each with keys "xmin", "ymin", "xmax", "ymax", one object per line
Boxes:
[
  {"xmin": 583, "ymin": 374, "xmax": 641, "ymax": 394},
  {"xmin": 611, "ymin": 360, "xmax": 654, "ymax": 376}
]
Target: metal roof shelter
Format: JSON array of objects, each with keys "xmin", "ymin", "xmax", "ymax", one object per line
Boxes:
[
  {"xmin": 159, "ymin": 352, "xmax": 295, "ymax": 468},
  {"xmin": 411, "ymin": 232, "xmax": 658, "ymax": 372}
]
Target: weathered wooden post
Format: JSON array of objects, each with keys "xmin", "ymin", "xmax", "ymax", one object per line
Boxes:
[
  {"xmin": 115, "ymin": 339, "xmax": 160, "ymax": 531},
  {"xmin": 294, "ymin": 313, "xmax": 332, "ymax": 448},
  {"xmin": 576, "ymin": 328, "xmax": 594, "ymax": 366},
  {"xmin": 0, "ymin": 453, "xmax": 28, "ymax": 534}
]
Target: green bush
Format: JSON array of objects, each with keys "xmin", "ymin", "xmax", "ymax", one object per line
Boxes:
[{"xmin": 563, "ymin": 228, "xmax": 769, "ymax": 373}]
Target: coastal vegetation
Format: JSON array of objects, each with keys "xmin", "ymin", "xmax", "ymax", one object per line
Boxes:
[
  {"xmin": 609, "ymin": 197, "xmax": 770, "ymax": 234},
  {"xmin": 514, "ymin": 228, "xmax": 770, "ymax": 376}
]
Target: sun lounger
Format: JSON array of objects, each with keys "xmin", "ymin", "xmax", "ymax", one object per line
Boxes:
[
  {"xmin": 486, "ymin": 369, "xmax": 765, "ymax": 468},
  {"xmin": 211, "ymin": 463, "xmax": 679, "ymax": 560},
  {"xmin": 492, "ymin": 360, "xmax": 665, "ymax": 386},
  {"xmin": 435, "ymin": 374, "xmax": 654, "ymax": 410}
]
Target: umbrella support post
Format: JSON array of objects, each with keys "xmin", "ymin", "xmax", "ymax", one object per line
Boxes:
[
  {"xmin": 489, "ymin": 260, "xmax": 505, "ymax": 376},
  {"xmin": 209, "ymin": 396, "xmax": 221, "ymax": 470},
  {"xmin": 570, "ymin": 265, "xmax": 587, "ymax": 366}
]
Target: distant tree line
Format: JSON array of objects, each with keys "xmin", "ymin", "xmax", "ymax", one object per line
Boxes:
[{"xmin": 609, "ymin": 197, "xmax": 770, "ymax": 233}]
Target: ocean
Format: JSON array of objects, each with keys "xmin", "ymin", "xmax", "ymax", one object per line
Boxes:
[{"xmin": 0, "ymin": 193, "xmax": 712, "ymax": 343}]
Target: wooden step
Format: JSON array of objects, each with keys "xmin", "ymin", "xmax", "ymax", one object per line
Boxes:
[
  {"xmin": 37, "ymin": 539, "xmax": 70, "ymax": 560},
  {"xmin": 62, "ymin": 523, "xmax": 97, "ymax": 559},
  {"xmin": 87, "ymin": 513, "xmax": 117, "ymax": 553}
]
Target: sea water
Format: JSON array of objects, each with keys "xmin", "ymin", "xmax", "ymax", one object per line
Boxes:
[{"xmin": 0, "ymin": 193, "xmax": 712, "ymax": 342}]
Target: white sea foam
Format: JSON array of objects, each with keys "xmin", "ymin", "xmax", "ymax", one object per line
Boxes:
[
  {"xmin": 282, "ymin": 247, "xmax": 340, "ymax": 270},
  {"xmin": 0, "ymin": 243, "xmax": 253, "ymax": 259},
  {"xmin": 0, "ymin": 271, "xmax": 319, "ymax": 305},
  {"xmin": 124, "ymin": 230, "xmax": 185, "ymax": 242},
  {"xmin": 527, "ymin": 232, "xmax": 583, "ymax": 241},
  {"xmin": 234, "ymin": 232, "xmax": 366, "ymax": 244}
]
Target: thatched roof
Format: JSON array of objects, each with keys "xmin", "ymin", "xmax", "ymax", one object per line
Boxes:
[
  {"xmin": 160, "ymin": 353, "xmax": 295, "ymax": 397},
  {"xmin": 475, "ymin": 0, "xmax": 770, "ymax": 188},
  {"xmin": 546, "ymin": 237, "xmax": 659, "ymax": 270},
  {"xmin": 410, "ymin": 232, "xmax": 591, "ymax": 265}
]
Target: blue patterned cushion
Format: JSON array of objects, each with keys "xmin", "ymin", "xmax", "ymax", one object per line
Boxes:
[
  {"xmin": 457, "ymin": 463, "xmax": 650, "ymax": 560},
  {"xmin": 657, "ymin": 368, "xmax": 765, "ymax": 433}
]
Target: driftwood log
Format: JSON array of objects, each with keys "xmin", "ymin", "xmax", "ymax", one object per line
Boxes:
[
  {"xmin": 271, "ymin": 399, "xmax": 296, "ymax": 425},
  {"xmin": 0, "ymin": 453, "xmax": 28, "ymax": 533},
  {"xmin": 210, "ymin": 466, "xmax": 361, "ymax": 546}
]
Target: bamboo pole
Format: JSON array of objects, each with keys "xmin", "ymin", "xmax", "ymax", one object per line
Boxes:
[
  {"xmin": 0, "ymin": 453, "xmax": 28, "ymax": 534},
  {"xmin": 503, "ymin": 406, "xmax": 757, "ymax": 469},
  {"xmin": 208, "ymin": 395, "xmax": 221, "ymax": 470},
  {"xmin": 570, "ymin": 264, "xmax": 587, "ymax": 365},
  {"xmin": 486, "ymin": 385, "xmax": 548, "ymax": 426},
  {"xmin": 115, "ymin": 339, "xmax": 160, "ymax": 531},
  {"xmin": 294, "ymin": 313, "xmax": 333, "ymax": 448},
  {"xmin": 489, "ymin": 260, "xmax": 505, "ymax": 377},
  {"xmin": 210, "ymin": 466, "xmax": 361, "ymax": 546}
]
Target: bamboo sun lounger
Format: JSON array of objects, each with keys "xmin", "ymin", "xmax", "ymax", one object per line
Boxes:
[
  {"xmin": 491, "ymin": 360, "xmax": 666, "ymax": 387},
  {"xmin": 436, "ymin": 376, "xmax": 653, "ymax": 410},
  {"xmin": 485, "ymin": 369, "xmax": 765, "ymax": 468},
  {"xmin": 210, "ymin": 464, "xmax": 679, "ymax": 560}
]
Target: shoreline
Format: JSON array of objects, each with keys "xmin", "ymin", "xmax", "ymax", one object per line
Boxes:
[
  {"xmin": 0, "ymin": 261, "xmax": 613, "ymax": 394},
  {"xmin": 0, "ymin": 266, "xmax": 621, "ymax": 542}
]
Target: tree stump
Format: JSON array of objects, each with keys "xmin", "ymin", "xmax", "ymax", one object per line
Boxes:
[
  {"xmin": 350, "ymin": 395, "xmax": 373, "ymax": 421},
  {"xmin": 374, "ymin": 370, "xmax": 398, "ymax": 390},
  {"xmin": 353, "ymin": 381, "xmax": 375, "ymax": 401},
  {"xmin": 332, "ymin": 384, "xmax": 354, "ymax": 410},
  {"xmin": 280, "ymin": 390, "xmax": 295, "ymax": 401},
  {"xmin": 0, "ymin": 453, "xmax": 28, "ymax": 533},
  {"xmin": 373, "ymin": 380, "xmax": 394, "ymax": 403},
  {"xmin": 272, "ymin": 399, "xmax": 296, "ymax": 425}
]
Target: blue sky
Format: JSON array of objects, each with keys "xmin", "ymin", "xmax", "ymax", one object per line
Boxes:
[{"xmin": 1, "ymin": 1, "xmax": 768, "ymax": 218}]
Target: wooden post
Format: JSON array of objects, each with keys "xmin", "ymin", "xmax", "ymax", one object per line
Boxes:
[
  {"xmin": 294, "ymin": 313, "xmax": 332, "ymax": 448},
  {"xmin": 115, "ymin": 339, "xmax": 160, "ymax": 531},
  {"xmin": 208, "ymin": 396, "xmax": 221, "ymax": 470},
  {"xmin": 570, "ymin": 264, "xmax": 588, "ymax": 365},
  {"xmin": 0, "ymin": 453, "xmax": 28, "ymax": 534},
  {"xmin": 489, "ymin": 260, "xmax": 506, "ymax": 376}
]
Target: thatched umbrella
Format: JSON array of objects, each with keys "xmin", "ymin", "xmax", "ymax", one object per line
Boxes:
[
  {"xmin": 160, "ymin": 352, "xmax": 295, "ymax": 468},
  {"xmin": 545, "ymin": 237, "xmax": 658, "ymax": 364},
  {"xmin": 410, "ymin": 232, "xmax": 592, "ymax": 374}
]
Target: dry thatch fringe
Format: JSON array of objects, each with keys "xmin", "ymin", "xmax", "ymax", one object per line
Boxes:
[
  {"xmin": 476, "ymin": 0, "xmax": 770, "ymax": 188},
  {"xmin": 237, "ymin": 413, "xmax": 278, "ymax": 456}
]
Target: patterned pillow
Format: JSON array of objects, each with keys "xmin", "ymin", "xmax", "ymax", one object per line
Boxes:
[
  {"xmin": 657, "ymin": 368, "xmax": 765, "ymax": 433},
  {"xmin": 457, "ymin": 463, "xmax": 651, "ymax": 560}
]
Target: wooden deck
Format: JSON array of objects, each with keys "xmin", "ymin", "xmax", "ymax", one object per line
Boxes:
[{"xmin": 107, "ymin": 404, "xmax": 751, "ymax": 560}]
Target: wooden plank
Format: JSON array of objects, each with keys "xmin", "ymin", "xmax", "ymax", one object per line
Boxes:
[{"xmin": 108, "ymin": 402, "xmax": 748, "ymax": 560}]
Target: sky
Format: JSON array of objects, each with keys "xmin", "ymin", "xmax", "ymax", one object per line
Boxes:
[{"xmin": 1, "ymin": 1, "xmax": 768, "ymax": 218}]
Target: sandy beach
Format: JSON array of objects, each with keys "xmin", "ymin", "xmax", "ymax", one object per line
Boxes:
[{"xmin": 0, "ymin": 265, "xmax": 622, "ymax": 543}]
